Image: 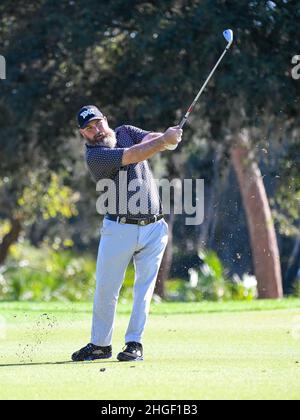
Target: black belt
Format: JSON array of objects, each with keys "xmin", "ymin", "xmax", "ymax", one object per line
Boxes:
[{"xmin": 105, "ymin": 214, "xmax": 164, "ymax": 226}]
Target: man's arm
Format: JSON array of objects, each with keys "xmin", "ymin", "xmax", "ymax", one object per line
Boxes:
[
  {"xmin": 122, "ymin": 127, "xmax": 182, "ymax": 166},
  {"xmin": 140, "ymin": 132, "xmax": 164, "ymax": 143}
]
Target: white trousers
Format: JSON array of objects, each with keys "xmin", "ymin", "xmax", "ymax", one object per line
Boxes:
[{"xmin": 91, "ymin": 217, "xmax": 169, "ymax": 346}]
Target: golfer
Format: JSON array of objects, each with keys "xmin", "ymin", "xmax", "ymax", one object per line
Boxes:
[{"xmin": 72, "ymin": 105, "xmax": 182, "ymax": 362}]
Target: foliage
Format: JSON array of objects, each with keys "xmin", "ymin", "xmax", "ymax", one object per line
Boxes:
[
  {"xmin": 229, "ymin": 273, "xmax": 258, "ymax": 301},
  {"xmin": 272, "ymin": 142, "xmax": 300, "ymax": 237},
  {"xmin": 165, "ymin": 250, "xmax": 256, "ymax": 302},
  {"xmin": 119, "ymin": 264, "xmax": 135, "ymax": 302},
  {"xmin": 18, "ymin": 171, "xmax": 79, "ymax": 222},
  {"xmin": 0, "ymin": 0, "xmax": 299, "ymax": 292},
  {"xmin": 0, "ymin": 240, "xmax": 139, "ymax": 302},
  {"xmin": 0, "ymin": 171, "xmax": 80, "ymax": 267},
  {"xmin": 198, "ymin": 250, "xmax": 228, "ymax": 301},
  {"xmin": 292, "ymin": 281, "xmax": 300, "ymax": 298},
  {"xmin": 1, "ymin": 0, "xmax": 299, "ymax": 167},
  {"xmin": 0, "ymin": 240, "xmax": 257, "ymax": 302},
  {"xmin": 0, "ymin": 171, "xmax": 79, "ymax": 222},
  {"xmin": 0, "ymin": 241, "xmax": 96, "ymax": 301}
]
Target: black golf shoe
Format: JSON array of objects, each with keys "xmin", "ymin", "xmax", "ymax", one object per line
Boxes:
[
  {"xmin": 72, "ymin": 343, "xmax": 112, "ymax": 362},
  {"xmin": 117, "ymin": 342, "xmax": 143, "ymax": 362}
]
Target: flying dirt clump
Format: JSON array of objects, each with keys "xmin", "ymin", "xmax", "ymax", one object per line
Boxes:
[{"xmin": 17, "ymin": 313, "xmax": 58, "ymax": 363}]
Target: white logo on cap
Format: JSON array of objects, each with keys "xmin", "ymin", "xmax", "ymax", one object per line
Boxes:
[{"xmin": 80, "ymin": 109, "xmax": 96, "ymax": 119}]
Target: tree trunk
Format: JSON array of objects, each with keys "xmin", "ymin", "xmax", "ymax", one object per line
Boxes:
[
  {"xmin": 155, "ymin": 212, "xmax": 175, "ymax": 299},
  {"xmin": 0, "ymin": 218, "xmax": 22, "ymax": 265},
  {"xmin": 230, "ymin": 129, "xmax": 283, "ymax": 299}
]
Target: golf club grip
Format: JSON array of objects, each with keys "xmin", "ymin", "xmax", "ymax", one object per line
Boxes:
[{"xmin": 179, "ymin": 117, "xmax": 188, "ymax": 129}]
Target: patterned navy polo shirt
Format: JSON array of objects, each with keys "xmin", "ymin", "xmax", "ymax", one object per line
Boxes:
[{"xmin": 85, "ymin": 125, "xmax": 163, "ymax": 218}]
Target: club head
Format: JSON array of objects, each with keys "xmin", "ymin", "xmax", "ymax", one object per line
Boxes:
[{"xmin": 223, "ymin": 29, "xmax": 233, "ymax": 47}]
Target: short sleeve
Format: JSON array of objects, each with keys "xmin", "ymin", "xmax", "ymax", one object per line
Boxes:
[
  {"xmin": 85, "ymin": 146, "xmax": 125, "ymax": 182},
  {"xmin": 124, "ymin": 125, "xmax": 150, "ymax": 144}
]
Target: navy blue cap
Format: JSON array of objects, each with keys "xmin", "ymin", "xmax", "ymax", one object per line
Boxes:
[{"xmin": 77, "ymin": 105, "xmax": 104, "ymax": 129}]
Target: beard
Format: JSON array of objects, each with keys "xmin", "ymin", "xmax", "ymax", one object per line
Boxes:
[{"xmin": 86, "ymin": 130, "xmax": 117, "ymax": 148}]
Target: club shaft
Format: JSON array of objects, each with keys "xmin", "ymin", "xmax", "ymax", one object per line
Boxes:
[{"xmin": 179, "ymin": 46, "xmax": 230, "ymax": 129}]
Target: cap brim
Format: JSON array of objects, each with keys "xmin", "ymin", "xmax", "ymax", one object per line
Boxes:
[{"xmin": 80, "ymin": 116, "xmax": 103, "ymax": 129}]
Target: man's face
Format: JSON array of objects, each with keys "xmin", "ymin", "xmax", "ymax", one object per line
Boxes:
[{"xmin": 80, "ymin": 117, "xmax": 117, "ymax": 148}]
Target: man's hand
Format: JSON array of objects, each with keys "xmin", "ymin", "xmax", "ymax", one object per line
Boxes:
[{"xmin": 162, "ymin": 126, "xmax": 183, "ymax": 150}]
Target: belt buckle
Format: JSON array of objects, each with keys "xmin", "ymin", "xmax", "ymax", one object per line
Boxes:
[
  {"xmin": 119, "ymin": 217, "xmax": 127, "ymax": 224},
  {"xmin": 138, "ymin": 219, "xmax": 147, "ymax": 226}
]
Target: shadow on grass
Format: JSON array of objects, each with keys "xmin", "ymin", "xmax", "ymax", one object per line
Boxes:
[{"xmin": 0, "ymin": 360, "xmax": 120, "ymax": 368}]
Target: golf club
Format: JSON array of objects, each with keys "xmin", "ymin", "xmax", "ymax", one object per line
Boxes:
[{"xmin": 166, "ymin": 29, "xmax": 233, "ymax": 150}]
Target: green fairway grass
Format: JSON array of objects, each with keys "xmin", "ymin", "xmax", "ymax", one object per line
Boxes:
[{"xmin": 0, "ymin": 299, "xmax": 300, "ymax": 400}]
